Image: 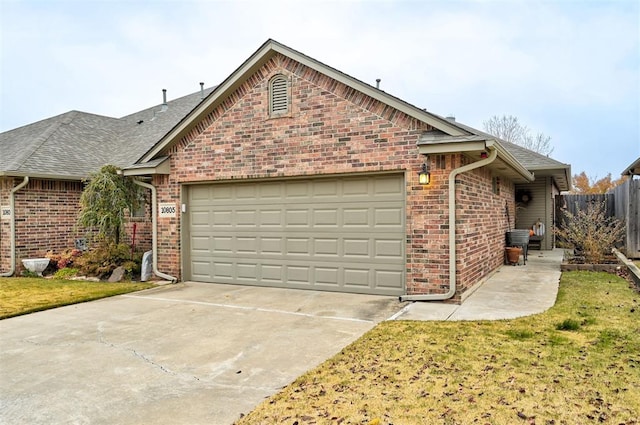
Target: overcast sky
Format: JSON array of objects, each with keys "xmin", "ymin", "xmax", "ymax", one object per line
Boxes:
[{"xmin": 1, "ymin": 0, "xmax": 638, "ymax": 180}]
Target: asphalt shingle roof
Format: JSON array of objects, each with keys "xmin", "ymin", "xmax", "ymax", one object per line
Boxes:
[
  {"xmin": 0, "ymin": 87, "xmax": 215, "ymax": 179},
  {"xmin": 497, "ymin": 139, "xmax": 569, "ymax": 171},
  {"xmin": 434, "ymin": 117, "xmax": 570, "ymax": 171}
]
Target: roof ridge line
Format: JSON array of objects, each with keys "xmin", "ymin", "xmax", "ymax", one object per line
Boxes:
[
  {"xmin": 8, "ymin": 111, "xmax": 79, "ymax": 172},
  {"xmin": 118, "ymin": 86, "xmax": 217, "ymax": 120}
]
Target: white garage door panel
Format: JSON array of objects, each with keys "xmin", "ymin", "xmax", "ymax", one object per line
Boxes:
[{"xmin": 186, "ymin": 175, "xmax": 405, "ymax": 295}]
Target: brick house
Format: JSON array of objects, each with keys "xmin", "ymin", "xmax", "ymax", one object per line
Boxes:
[
  {"xmin": 1, "ymin": 39, "xmax": 570, "ymax": 302},
  {"xmin": 0, "ymin": 88, "xmax": 214, "ymax": 276}
]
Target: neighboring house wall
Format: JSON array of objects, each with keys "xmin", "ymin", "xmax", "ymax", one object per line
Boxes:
[
  {"xmin": 0, "ymin": 177, "xmax": 152, "ymax": 275},
  {"xmin": 152, "ymin": 54, "xmax": 516, "ymax": 300},
  {"xmin": 12, "ymin": 179, "xmax": 84, "ymax": 272},
  {"xmin": 1, "ymin": 178, "xmax": 14, "ymax": 272}
]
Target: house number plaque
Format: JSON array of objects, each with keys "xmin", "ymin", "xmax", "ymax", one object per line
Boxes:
[
  {"xmin": 1, "ymin": 206, "xmax": 11, "ymax": 220},
  {"xmin": 158, "ymin": 203, "xmax": 177, "ymax": 218}
]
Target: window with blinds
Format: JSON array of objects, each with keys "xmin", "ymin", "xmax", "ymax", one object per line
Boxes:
[{"xmin": 269, "ymin": 75, "xmax": 289, "ymax": 116}]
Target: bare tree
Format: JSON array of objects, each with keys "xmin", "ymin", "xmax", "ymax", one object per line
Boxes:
[
  {"xmin": 482, "ymin": 114, "xmax": 554, "ymax": 156},
  {"xmin": 522, "ymin": 132, "xmax": 553, "ymax": 155},
  {"xmin": 483, "ymin": 115, "xmax": 527, "ymax": 144}
]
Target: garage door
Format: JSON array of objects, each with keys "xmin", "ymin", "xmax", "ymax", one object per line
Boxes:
[{"xmin": 185, "ymin": 174, "xmax": 405, "ymax": 296}]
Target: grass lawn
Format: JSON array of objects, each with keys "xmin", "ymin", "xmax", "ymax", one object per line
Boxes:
[
  {"xmin": 237, "ymin": 271, "xmax": 640, "ymax": 425},
  {"xmin": 0, "ymin": 277, "xmax": 154, "ymax": 319}
]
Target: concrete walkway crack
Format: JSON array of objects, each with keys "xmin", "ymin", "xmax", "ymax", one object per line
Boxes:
[
  {"xmin": 95, "ymin": 322, "xmax": 199, "ymax": 380},
  {"xmin": 128, "ymin": 349, "xmax": 176, "ymax": 375}
]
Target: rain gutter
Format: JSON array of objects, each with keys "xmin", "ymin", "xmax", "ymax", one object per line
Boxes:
[
  {"xmin": 1, "ymin": 176, "xmax": 29, "ymax": 277},
  {"xmin": 400, "ymin": 147, "xmax": 498, "ymax": 301},
  {"xmin": 132, "ymin": 179, "xmax": 177, "ymax": 283}
]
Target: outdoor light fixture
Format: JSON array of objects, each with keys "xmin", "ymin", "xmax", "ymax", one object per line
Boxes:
[{"xmin": 418, "ymin": 162, "xmax": 430, "ymax": 185}]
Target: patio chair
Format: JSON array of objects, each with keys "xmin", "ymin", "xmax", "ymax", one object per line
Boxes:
[{"xmin": 529, "ymin": 219, "xmax": 545, "ymax": 250}]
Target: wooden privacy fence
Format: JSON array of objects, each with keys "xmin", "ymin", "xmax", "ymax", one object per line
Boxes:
[
  {"xmin": 555, "ymin": 178, "xmax": 640, "ymax": 258},
  {"xmin": 612, "ymin": 178, "xmax": 640, "ymax": 258}
]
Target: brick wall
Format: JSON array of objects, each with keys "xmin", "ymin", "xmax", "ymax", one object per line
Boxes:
[
  {"xmin": 120, "ymin": 193, "xmax": 153, "ymax": 255},
  {"xmin": 455, "ymin": 164, "xmax": 515, "ymax": 300},
  {"xmin": 0, "ymin": 178, "xmax": 153, "ymax": 275},
  {"xmin": 8, "ymin": 179, "xmax": 84, "ymax": 273},
  {"xmin": 154, "ymin": 174, "xmax": 181, "ymax": 278},
  {"xmin": 0, "ymin": 178, "xmax": 13, "ymax": 272},
  {"xmin": 404, "ymin": 154, "xmax": 516, "ymax": 301},
  {"xmin": 152, "ymin": 53, "xmax": 515, "ymax": 299}
]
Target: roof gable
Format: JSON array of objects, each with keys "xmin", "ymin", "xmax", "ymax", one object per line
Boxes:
[
  {"xmin": 138, "ymin": 39, "xmax": 472, "ymax": 163},
  {"xmin": 1, "ymin": 39, "xmax": 570, "ymax": 189}
]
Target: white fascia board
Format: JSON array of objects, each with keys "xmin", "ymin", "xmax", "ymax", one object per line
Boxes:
[
  {"xmin": 418, "ymin": 141, "xmax": 488, "ymax": 154},
  {"xmin": 122, "ymin": 159, "xmax": 171, "ymax": 176}
]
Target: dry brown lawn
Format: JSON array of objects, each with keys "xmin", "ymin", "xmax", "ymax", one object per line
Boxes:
[{"xmin": 237, "ymin": 272, "xmax": 640, "ymax": 425}]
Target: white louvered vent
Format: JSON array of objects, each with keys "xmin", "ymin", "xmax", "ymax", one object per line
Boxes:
[{"xmin": 270, "ymin": 75, "xmax": 288, "ymax": 115}]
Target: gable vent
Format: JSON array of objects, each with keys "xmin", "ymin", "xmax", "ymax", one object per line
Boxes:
[{"xmin": 269, "ymin": 75, "xmax": 289, "ymax": 115}]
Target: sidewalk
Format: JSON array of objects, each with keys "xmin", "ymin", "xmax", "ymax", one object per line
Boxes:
[{"xmin": 392, "ymin": 248, "xmax": 563, "ymax": 321}]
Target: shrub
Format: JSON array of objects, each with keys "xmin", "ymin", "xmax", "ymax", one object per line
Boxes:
[
  {"xmin": 73, "ymin": 242, "xmax": 141, "ymax": 279},
  {"xmin": 77, "ymin": 165, "xmax": 143, "ymax": 245},
  {"xmin": 555, "ymin": 200, "xmax": 625, "ymax": 264},
  {"xmin": 46, "ymin": 249, "xmax": 83, "ymax": 270},
  {"xmin": 53, "ymin": 268, "xmax": 80, "ymax": 279}
]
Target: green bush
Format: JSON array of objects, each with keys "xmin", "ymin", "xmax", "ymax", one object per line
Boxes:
[
  {"xmin": 77, "ymin": 165, "xmax": 143, "ymax": 245},
  {"xmin": 53, "ymin": 268, "xmax": 80, "ymax": 279},
  {"xmin": 20, "ymin": 269, "xmax": 41, "ymax": 278}
]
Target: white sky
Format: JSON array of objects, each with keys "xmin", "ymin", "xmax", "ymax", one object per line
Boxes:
[{"xmin": 1, "ymin": 0, "xmax": 638, "ymax": 180}]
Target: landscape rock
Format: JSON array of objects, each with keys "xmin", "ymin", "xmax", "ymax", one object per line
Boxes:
[{"xmin": 108, "ymin": 266, "xmax": 126, "ymax": 283}]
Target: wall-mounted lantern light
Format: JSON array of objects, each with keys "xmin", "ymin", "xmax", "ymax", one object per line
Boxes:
[{"xmin": 418, "ymin": 162, "xmax": 430, "ymax": 185}]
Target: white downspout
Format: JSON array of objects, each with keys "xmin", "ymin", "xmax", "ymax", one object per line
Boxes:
[
  {"xmin": 133, "ymin": 179, "xmax": 177, "ymax": 283},
  {"xmin": 401, "ymin": 147, "xmax": 498, "ymax": 301},
  {"xmin": 1, "ymin": 176, "xmax": 30, "ymax": 277}
]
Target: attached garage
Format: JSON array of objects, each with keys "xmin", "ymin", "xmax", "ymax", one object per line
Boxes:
[
  {"xmin": 183, "ymin": 174, "xmax": 406, "ymax": 296},
  {"xmin": 124, "ymin": 40, "xmax": 537, "ymax": 302}
]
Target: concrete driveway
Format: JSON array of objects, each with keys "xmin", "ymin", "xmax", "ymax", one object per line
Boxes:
[{"xmin": 0, "ymin": 282, "xmax": 404, "ymax": 425}]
